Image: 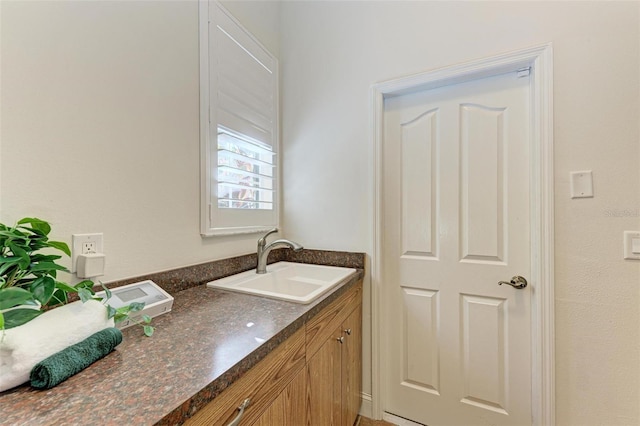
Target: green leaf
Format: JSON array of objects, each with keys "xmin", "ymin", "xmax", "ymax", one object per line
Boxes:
[
  {"xmin": 113, "ymin": 310, "xmax": 128, "ymax": 323},
  {"xmin": 141, "ymin": 314, "xmax": 152, "ymax": 323},
  {"xmin": 106, "ymin": 305, "xmax": 117, "ymax": 319},
  {"xmin": 30, "ymin": 254, "xmax": 63, "ymax": 263},
  {"xmin": 115, "ymin": 305, "xmax": 131, "ymax": 315},
  {"xmin": 7, "ymin": 242, "xmax": 29, "ymax": 269},
  {"xmin": 77, "ymin": 288, "xmax": 93, "ymax": 302},
  {"xmin": 55, "ymin": 281, "xmax": 77, "ymax": 293},
  {"xmin": 30, "ymin": 276, "xmax": 55, "ymax": 305},
  {"xmin": 128, "ymin": 302, "xmax": 145, "ymax": 312},
  {"xmin": 48, "ymin": 288, "xmax": 68, "ymax": 307},
  {"xmin": 101, "ymin": 283, "xmax": 112, "ymax": 300},
  {"xmin": 75, "ymin": 280, "xmax": 95, "ymax": 291},
  {"xmin": 0, "ymin": 255, "xmax": 22, "ymax": 264},
  {"xmin": 0, "ymin": 230, "xmax": 28, "ymax": 240},
  {"xmin": 0, "ymin": 258, "xmax": 21, "ymax": 276},
  {"xmin": 17, "ymin": 217, "xmax": 51, "ymax": 235},
  {"xmin": 0, "ymin": 287, "xmax": 35, "ymax": 310},
  {"xmin": 29, "ymin": 261, "xmax": 68, "ymax": 273},
  {"xmin": 143, "ymin": 325, "xmax": 154, "ymax": 337},
  {"xmin": 27, "ymin": 236, "xmax": 49, "ymax": 251},
  {"xmin": 0, "ymin": 311, "xmax": 4, "ymax": 330},
  {"xmin": 2, "ymin": 308, "xmax": 42, "ymax": 329},
  {"xmin": 47, "ymin": 240, "xmax": 71, "ymax": 257}
]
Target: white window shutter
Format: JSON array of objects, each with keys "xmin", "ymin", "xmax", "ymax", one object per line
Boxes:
[
  {"xmin": 214, "ymin": 7, "xmax": 275, "ymax": 148},
  {"xmin": 200, "ymin": 1, "xmax": 279, "ymax": 236}
]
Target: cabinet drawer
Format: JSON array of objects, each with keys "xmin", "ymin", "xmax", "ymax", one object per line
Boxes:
[
  {"xmin": 305, "ymin": 280, "xmax": 362, "ymax": 360},
  {"xmin": 185, "ymin": 326, "xmax": 306, "ymax": 426}
]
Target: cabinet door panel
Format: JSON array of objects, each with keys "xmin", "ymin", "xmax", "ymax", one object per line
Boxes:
[
  {"xmin": 307, "ymin": 325, "xmax": 342, "ymax": 426},
  {"xmin": 252, "ymin": 367, "xmax": 306, "ymax": 426}
]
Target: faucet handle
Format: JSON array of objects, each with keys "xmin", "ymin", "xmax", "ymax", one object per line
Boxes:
[{"xmin": 258, "ymin": 228, "xmax": 278, "ymax": 245}]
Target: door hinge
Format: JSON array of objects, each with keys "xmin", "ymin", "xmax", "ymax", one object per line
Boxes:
[{"xmin": 517, "ymin": 67, "xmax": 531, "ymax": 78}]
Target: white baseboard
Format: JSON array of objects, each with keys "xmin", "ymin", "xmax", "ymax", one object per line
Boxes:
[
  {"xmin": 359, "ymin": 392, "xmax": 373, "ymax": 418},
  {"xmin": 382, "ymin": 412, "xmax": 425, "ymax": 426},
  {"xmin": 358, "ymin": 392, "xmax": 424, "ymax": 425}
]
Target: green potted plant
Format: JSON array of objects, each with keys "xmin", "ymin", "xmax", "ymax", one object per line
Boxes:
[
  {"xmin": 0, "ymin": 217, "xmax": 156, "ymax": 392},
  {"xmin": 0, "ymin": 217, "xmax": 153, "ymax": 335}
]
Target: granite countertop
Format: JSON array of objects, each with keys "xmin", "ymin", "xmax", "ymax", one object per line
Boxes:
[{"xmin": 0, "ymin": 263, "xmax": 363, "ymax": 426}]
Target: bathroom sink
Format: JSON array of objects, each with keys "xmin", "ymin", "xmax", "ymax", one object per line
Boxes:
[{"xmin": 206, "ymin": 262, "xmax": 357, "ymax": 304}]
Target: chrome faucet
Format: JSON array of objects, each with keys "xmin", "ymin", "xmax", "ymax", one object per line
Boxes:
[{"xmin": 256, "ymin": 228, "xmax": 303, "ymax": 274}]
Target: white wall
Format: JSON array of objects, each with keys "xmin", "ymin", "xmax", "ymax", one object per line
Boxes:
[
  {"xmin": 0, "ymin": 0, "xmax": 281, "ymax": 282},
  {"xmin": 280, "ymin": 1, "xmax": 640, "ymax": 424}
]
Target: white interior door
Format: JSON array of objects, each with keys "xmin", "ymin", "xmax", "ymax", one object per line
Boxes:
[{"xmin": 382, "ymin": 70, "xmax": 532, "ymax": 425}]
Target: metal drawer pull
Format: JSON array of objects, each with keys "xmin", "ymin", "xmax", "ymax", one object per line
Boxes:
[
  {"xmin": 227, "ymin": 398, "xmax": 251, "ymax": 426},
  {"xmin": 337, "ymin": 336, "xmax": 344, "ymax": 344},
  {"xmin": 343, "ymin": 328, "xmax": 352, "ymax": 336}
]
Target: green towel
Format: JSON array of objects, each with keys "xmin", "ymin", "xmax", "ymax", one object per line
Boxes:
[{"xmin": 30, "ymin": 327, "xmax": 123, "ymax": 389}]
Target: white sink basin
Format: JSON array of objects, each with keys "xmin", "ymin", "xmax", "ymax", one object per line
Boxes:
[{"xmin": 206, "ymin": 262, "xmax": 357, "ymax": 304}]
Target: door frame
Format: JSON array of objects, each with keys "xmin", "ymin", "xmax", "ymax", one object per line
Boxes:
[{"xmin": 370, "ymin": 44, "xmax": 555, "ymax": 425}]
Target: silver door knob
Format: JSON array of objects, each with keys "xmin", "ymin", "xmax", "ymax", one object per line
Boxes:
[{"xmin": 498, "ymin": 276, "xmax": 528, "ymax": 289}]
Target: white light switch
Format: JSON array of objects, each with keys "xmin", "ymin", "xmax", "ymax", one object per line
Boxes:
[
  {"xmin": 624, "ymin": 231, "xmax": 640, "ymax": 260},
  {"xmin": 570, "ymin": 171, "xmax": 594, "ymax": 198}
]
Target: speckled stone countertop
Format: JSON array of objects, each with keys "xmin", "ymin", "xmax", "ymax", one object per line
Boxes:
[{"xmin": 0, "ymin": 250, "xmax": 364, "ymax": 426}]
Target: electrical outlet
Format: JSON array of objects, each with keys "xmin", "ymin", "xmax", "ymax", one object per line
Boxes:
[
  {"xmin": 82, "ymin": 241, "xmax": 96, "ymax": 254},
  {"xmin": 72, "ymin": 233, "xmax": 103, "ymax": 273}
]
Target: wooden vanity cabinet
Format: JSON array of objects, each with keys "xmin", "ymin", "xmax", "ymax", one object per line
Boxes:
[{"xmin": 185, "ymin": 280, "xmax": 362, "ymax": 426}]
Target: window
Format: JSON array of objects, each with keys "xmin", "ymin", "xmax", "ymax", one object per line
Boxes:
[
  {"xmin": 199, "ymin": 1, "xmax": 279, "ymax": 236},
  {"xmin": 217, "ymin": 128, "xmax": 274, "ymax": 210}
]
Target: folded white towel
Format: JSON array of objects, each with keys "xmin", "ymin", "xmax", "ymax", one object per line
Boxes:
[{"xmin": 0, "ymin": 300, "xmax": 114, "ymax": 392}]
